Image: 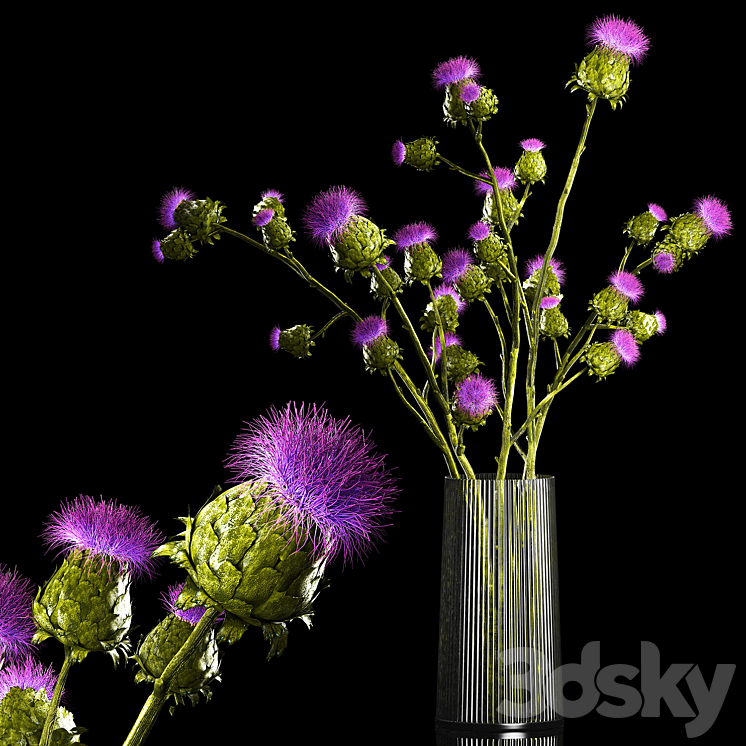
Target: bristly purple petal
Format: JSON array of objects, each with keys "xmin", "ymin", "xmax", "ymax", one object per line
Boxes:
[
  {"xmin": 586, "ymin": 14, "xmax": 650, "ymax": 65},
  {"xmin": 459, "ymin": 82, "xmax": 481, "ymax": 103},
  {"xmin": 610, "ymin": 328, "xmax": 640, "ymax": 366},
  {"xmin": 351, "ymin": 315, "xmax": 390, "ymax": 348},
  {"xmin": 428, "ymin": 332, "xmax": 462, "ymax": 364},
  {"xmin": 253, "ymin": 208, "xmax": 274, "ymax": 227},
  {"xmin": 161, "ymin": 581, "xmax": 225, "ymax": 626},
  {"xmin": 40, "ymin": 496, "xmax": 165, "ymax": 585},
  {"xmin": 652, "ymin": 251, "xmax": 676, "ymax": 274},
  {"xmin": 541, "ymin": 296, "xmax": 561, "ymax": 309},
  {"xmin": 392, "ymin": 221, "xmax": 438, "ymax": 251},
  {"xmin": 301, "ymin": 186, "xmax": 368, "ymax": 248},
  {"xmin": 519, "ymin": 138, "xmax": 546, "ymax": 152},
  {"xmin": 260, "ymin": 188, "xmax": 284, "ymax": 203},
  {"xmin": 653, "ymin": 309, "xmax": 667, "ymax": 334},
  {"xmin": 607, "ymin": 269, "xmax": 644, "ymax": 303},
  {"xmin": 524, "ymin": 254, "xmax": 566, "ymax": 285},
  {"xmin": 433, "ymin": 282, "xmax": 467, "ymax": 314},
  {"xmin": 648, "ymin": 203, "xmax": 667, "ymax": 222},
  {"xmin": 442, "ymin": 248, "xmax": 474, "ymax": 283},
  {"xmin": 453, "ymin": 373, "xmax": 500, "ymax": 417},
  {"xmin": 0, "ymin": 656, "xmax": 65, "ymax": 705},
  {"xmin": 693, "ymin": 195, "xmax": 732, "ymax": 239},
  {"xmin": 269, "ymin": 326, "xmax": 281, "ymax": 351},
  {"xmin": 224, "ymin": 402, "xmax": 400, "ymax": 568},
  {"xmin": 431, "ymin": 56, "xmax": 481, "ymax": 90},
  {"xmin": 468, "ymin": 221, "xmax": 492, "ymax": 242},
  {"xmin": 158, "ymin": 186, "xmax": 196, "ymax": 231},
  {"xmin": 392, "ymin": 139, "xmax": 406, "ymax": 167},
  {"xmin": 474, "ymin": 167, "xmax": 517, "ymax": 196},
  {"xmin": 151, "ymin": 238, "xmax": 164, "ymax": 264},
  {"xmin": 0, "ymin": 565, "xmax": 38, "ymax": 665}
]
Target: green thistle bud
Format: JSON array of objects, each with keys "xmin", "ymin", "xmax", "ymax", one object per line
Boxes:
[
  {"xmin": 463, "ymin": 86, "xmax": 499, "ymax": 123},
  {"xmin": 482, "ymin": 260, "xmax": 512, "ymax": 284},
  {"xmin": 443, "ymin": 345, "xmax": 482, "ymax": 385},
  {"xmin": 401, "ymin": 137, "xmax": 441, "ymax": 172},
  {"xmin": 539, "ymin": 306, "xmax": 570, "ymax": 340},
  {"xmin": 473, "ymin": 230, "xmax": 507, "ymax": 265},
  {"xmin": 362, "ymin": 336, "xmax": 403, "ymax": 376},
  {"xmin": 258, "ymin": 214, "xmax": 295, "ymax": 252},
  {"xmin": 329, "ymin": 215, "xmax": 395, "ymax": 281},
  {"xmin": 174, "ymin": 197, "xmax": 227, "ymax": 246},
  {"xmin": 455, "ymin": 264, "xmax": 492, "ymax": 302},
  {"xmin": 420, "ymin": 293, "xmax": 460, "ymax": 333},
  {"xmin": 624, "ymin": 310, "xmax": 659, "ymax": 342},
  {"xmin": 622, "ymin": 210, "xmax": 661, "ymax": 245},
  {"xmin": 515, "ymin": 150, "xmax": 547, "ymax": 185},
  {"xmin": 159, "ymin": 228, "xmax": 197, "ymax": 261},
  {"xmin": 253, "ymin": 194, "xmax": 285, "ymax": 219},
  {"xmin": 581, "ymin": 342, "xmax": 621, "ymax": 381},
  {"xmin": 403, "ymin": 243, "xmax": 443, "ymax": 285},
  {"xmin": 483, "ymin": 187, "xmax": 522, "ymax": 228},
  {"xmin": 369, "ymin": 261, "xmax": 403, "ymax": 301},
  {"xmin": 566, "ymin": 47, "xmax": 631, "ymax": 110},
  {"xmin": 662, "ymin": 213, "xmax": 711, "ymax": 257},
  {"xmin": 441, "ymin": 81, "xmax": 472, "ymax": 127},
  {"xmin": 276, "ymin": 325, "xmax": 315, "ymax": 359},
  {"xmin": 0, "ymin": 687, "xmax": 87, "ymax": 745},
  {"xmin": 589, "ymin": 286, "xmax": 629, "ymax": 323}
]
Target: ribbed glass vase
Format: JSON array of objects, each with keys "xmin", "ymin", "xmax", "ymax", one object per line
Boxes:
[{"xmin": 435, "ymin": 474, "xmax": 563, "ymax": 740}]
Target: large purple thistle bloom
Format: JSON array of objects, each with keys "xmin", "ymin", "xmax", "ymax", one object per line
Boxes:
[
  {"xmin": 610, "ymin": 328, "xmax": 640, "ymax": 367},
  {"xmin": 524, "ymin": 254, "xmax": 566, "ymax": 285},
  {"xmin": 442, "ymin": 248, "xmax": 474, "ymax": 283},
  {"xmin": 453, "ymin": 373, "xmax": 500, "ymax": 418},
  {"xmin": 158, "ymin": 186, "xmax": 196, "ymax": 231},
  {"xmin": 392, "ymin": 221, "xmax": 438, "ymax": 251},
  {"xmin": 586, "ymin": 14, "xmax": 650, "ymax": 65},
  {"xmin": 40, "ymin": 496, "xmax": 165, "ymax": 585},
  {"xmin": 431, "ymin": 56, "xmax": 481, "ymax": 90},
  {"xmin": 0, "ymin": 565, "xmax": 38, "ymax": 666},
  {"xmin": 301, "ymin": 186, "xmax": 368, "ymax": 248},
  {"xmin": 474, "ymin": 167, "xmax": 517, "ymax": 196},
  {"xmin": 351, "ymin": 315, "xmax": 390, "ymax": 348},
  {"xmin": 224, "ymin": 402, "xmax": 400, "ymax": 568},
  {"xmin": 0, "ymin": 656, "xmax": 67, "ymax": 705},
  {"xmin": 608, "ymin": 270, "xmax": 644, "ymax": 303},
  {"xmin": 693, "ymin": 195, "xmax": 732, "ymax": 240}
]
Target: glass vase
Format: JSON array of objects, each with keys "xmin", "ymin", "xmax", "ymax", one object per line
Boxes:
[{"xmin": 435, "ymin": 474, "xmax": 563, "ymax": 740}]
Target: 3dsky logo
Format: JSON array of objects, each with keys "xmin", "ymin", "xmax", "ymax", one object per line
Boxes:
[{"xmin": 500, "ymin": 641, "xmax": 736, "ymax": 738}]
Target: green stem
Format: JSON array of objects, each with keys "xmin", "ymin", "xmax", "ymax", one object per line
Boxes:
[
  {"xmin": 39, "ymin": 645, "xmax": 75, "ymax": 746},
  {"xmin": 122, "ymin": 607, "xmax": 221, "ymax": 746}
]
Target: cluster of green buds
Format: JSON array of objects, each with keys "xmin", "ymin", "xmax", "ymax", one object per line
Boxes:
[
  {"xmin": 252, "ymin": 189, "xmax": 296, "ymax": 251},
  {"xmin": 270, "ymin": 324, "xmax": 315, "ymax": 359},
  {"xmin": 431, "ymin": 55, "xmax": 499, "ymax": 128},
  {"xmin": 391, "ymin": 136, "xmax": 441, "ymax": 172}
]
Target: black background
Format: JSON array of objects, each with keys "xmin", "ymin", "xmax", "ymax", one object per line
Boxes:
[{"xmin": 5, "ymin": 7, "xmax": 738, "ymax": 745}]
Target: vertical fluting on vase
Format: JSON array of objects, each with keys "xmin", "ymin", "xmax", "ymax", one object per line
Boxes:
[{"xmin": 436, "ymin": 474, "xmax": 562, "ymax": 734}]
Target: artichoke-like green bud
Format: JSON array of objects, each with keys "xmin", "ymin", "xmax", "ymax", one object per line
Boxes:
[
  {"xmin": 473, "ymin": 229, "xmax": 507, "ymax": 265},
  {"xmin": 152, "ymin": 482, "xmax": 330, "ymax": 653},
  {"xmin": 539, "ymin": 305, "xmax": 570, "ymax": 340},
  {"xmin": 581, "ymin": 342, "xmax": 621, "ymax": 381},
  {"xmin": 420, "ymin": 293, "xmax": 460, "ymax": 333},
  {"xmin": 173, "ymin": 197, "xmax": 227, "ymax": 246},
  {"xmin": 622, "ymin": 209, "xmax": 663, "ymax": 246},
  {"xmin": 256, "ymin": 213, "xmax": 296, "ymax": 252},
  {"xmin": 329, "ymin": 215, "xmax": 395, "ymax": 281},
  {"xmin": 482, "ymin": 260, "xmax": 512, "ymax": 284},
  {"xmin": 274, "ymin": 325, "xmax": 315, "ymax": 358},
  {"xmin": 483, "ymin": 187, "xmax": 523, "ymax": 228},
  {"xmin": 589, "ymin": 286, "xmax": 629, "ymax": 323},
  {"xmin": 515, "ymin": 150, "xmax": 547, "ymax": 185},
  {"xmin": 443, "ymin": 345, "xmax": 482, "ymax": 386},
  {"xmin": 650, "ymin": 235, "xmax": 686, "ymax": 273},
  {"xmin": 441, "ymin": 80, "xmax": 473, "ymax": 127},
  {"xmin": 523, "ymin": 266, "xmax": 561, "ymax": 308},
  {"xmin": 399, "ymin": 137, "xmax": 441, "ymax": 172},
  {"xmin": 131, "ymin": 611, "xmax": 221, "ymax": 712},
  {"xmin": 403, "ymin": 242, "xmax": 443, "ymax": 285},
  {"xmin": 362, "ymin": 336, "xmax": 403, "ymax": 376},
  {"xmin": 159, "ymin": 228, "xmax": 197, "ymax": 261},
  {"xmin": 566, "ymin": 47, "xmax": 631, "ymax": 110},
  {"xmin": 451, "ymin": 372, "xmax": 499, "ymax": 432},
  {"xmin": 0, "ymin": 687, "xmax": 87, "ymax": 745},
  {"xmin": 32, "ymin": 551, "xmax": 134, "ymax": 665},
  {"xmin": 463, "ymin": 85, "xmax": 499, "ymax": 123},
  {"xmin": 624, "ymin": 310, "xmax": 659, "ymax": 342},
  {"xmin": 455, "ymin": 264, "xmax": 493, "ymax": 302},
  {"xmin": 369, "ymin": 257, "xmax": 403, "ymax": 301},
  {"xmin": 661, "ymin": 213, "xmax": 711, "ymax": 257}
]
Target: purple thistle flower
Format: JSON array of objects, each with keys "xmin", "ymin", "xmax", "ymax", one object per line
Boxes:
[
  {"xmin": 653, "ymin": 309, "xmax": 667, "ymax": 334},
  {"xmin": 459, "ymin": 82, "xmax": 481, "ymax": 103},
  {"xmin": 0, "ymin": 656, "xmax": 67, "ymax": 705},
  {"xmin": 433, "ymin": 282, "xmax": 467, "ymax": 314},
  {"xmin": 693, "ymin": 195, "xmax": 732, "ymax": 240},
  {"xmin": 158, "ymin": 186, "xmax": 196, "ymax": 231},
  {"xmin": 524, "ymin": 254, "xmax": 566, "ymax": 285},
  {"xmin": 253, "ymin": 208, "xmax": 274, "ymax": 227},
  {"xmin": 351, "ymin": 315, "xmax": 390, "ymax": 348},
  {"xmin": 269, "ymin": 325, "xmax": 282, "ymax": 352},
  {"xmin": 652, "ymin": 251, "xmax": 676, "ymax": 274},
  {"xmin": 468, "ymin": 221, "xmax": 492, "ymax": 242},
  {"xmin": 392, "ymin": 221, "xmax": 438, "ymax": 251},
  {"xmin": 373, "ymin": 254, "xmax": 392, "ymax": 271},
  {"xmin": 160, "ymin": 581, "xmax": 225, "ymax": 626},
  {"xmin": 428, "ymin": 331, "xmax": 463, "ymax": 364},
  {"xmin": 610, "ymin": 328, "xmax": 640, "ymax": 367},
  {"xmin": 648, "ymin": 203, "xmax": 667, "ymax": 222},
  {"xmin": 442, "ymin": 247, "xmax": 474, "ymax": 283},
  {"xmin": 453, "ymin": 373, "xmax": 500, "ymax": 417},
  {"xmin": 607, "ymin": 269, "xmax": 644, "ymax": 304},
  {"xmin": 301, "ymin": 186, "xmax": 368, "ymax": 248},
  {"xmin": 0, "ymin": 565, "xmax": 38, "ymax": 666},
  {"xmin": 474, "ymin": 167, "xmax": 517, "ymax": 196},
  {"xmin": 541, "ymin": 296, "xmax": 562, "ymax": 309},
  {"xmin": 260, "ymin": 188, "xmax": 284, "ymax": 203},
  {"xmin": 151, "ymin": 238, "xmax": 164, "ymax": 264},
  {"xmin": 586, "ymin": 14, "xmax": 650, "ymax": 65},
  {"xmin": 40, "ymin": 496, "xmax": 165, "ymax": 585},
  {"xmin": 392, "ymin": 139, "xmax": 406, "ymax": 167},
  {"xmin": 431, "ymin": 56, "xmax": 481, "ymax": 90},
  {"xmin": 224, "ymin": 402, "xmax": 400, "ymax": 568},
  {"xmin": 519, "ymin": 138, "xmax": 546, "ymax": 152}
]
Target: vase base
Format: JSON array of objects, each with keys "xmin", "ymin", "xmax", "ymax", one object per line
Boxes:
[{"xmin": 434, "ymin": 717, "xmax": 564, "ymax": 738}]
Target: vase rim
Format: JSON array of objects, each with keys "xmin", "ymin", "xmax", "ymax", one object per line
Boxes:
[{"xmin": 444, "ymin": 473, "xmax": 555, "ymax": 481}]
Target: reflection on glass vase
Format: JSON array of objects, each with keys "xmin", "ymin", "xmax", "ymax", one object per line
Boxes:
[{"xmin": 435, "ymin": 475, "xmax": 563, "ymax": 742}]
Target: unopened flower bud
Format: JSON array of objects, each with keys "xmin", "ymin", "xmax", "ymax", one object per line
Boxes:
[
  {"xmin": 173, "ymin": 196, "xmax": 227, "ymax": 246},
  {"xmin": 392, "ymin": 137, "xmax": 441, "ymax": 172},
  {"xmin": 253, "ymin": 208, "xmax": 296, "ymax": 251},
  {"xmin": 271, "ymin": 325, "xmax": 315, "ymax": 359},
  {"xmin": 515, "ymin": 139, "xmax": 547, "ymax": 185},
  {"xmin": 159, "ymin": 228, "xmax": 197, "ymax": 261},
  {"xmin": 624, "ymin": 310, "xmax": 661, "ymax": 342},
  {"xmin": 622, "ymin": 203, "xmax": 667, "ymax": 245},
  {"xmin": 539, "ymin": 305, "xmax": 570, "ymax": 340},
  {"xmin": 420, "ymin": 291, "xmax": 460, "ymax": 333}
]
